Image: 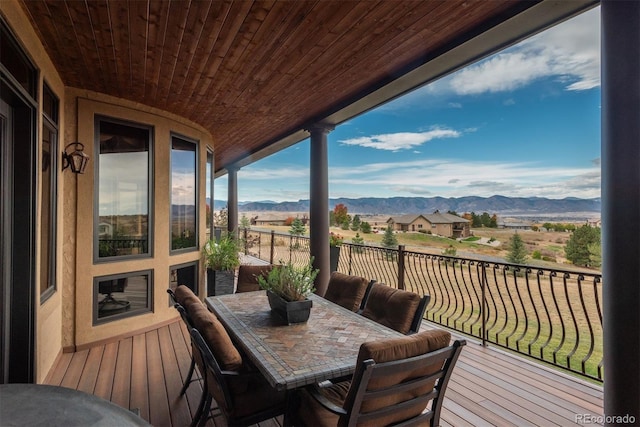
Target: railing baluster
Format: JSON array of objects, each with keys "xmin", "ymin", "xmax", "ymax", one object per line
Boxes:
[{"xmin": 238, "ymin": 228, "xmax": 603, "ymax": 381}]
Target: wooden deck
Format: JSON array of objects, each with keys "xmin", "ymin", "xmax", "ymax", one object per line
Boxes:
[{"xmin": 44, "ymin": 320, "xmax": 603, "ymax": 427}]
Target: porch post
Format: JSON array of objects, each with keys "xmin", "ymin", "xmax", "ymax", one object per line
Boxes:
[
  {"xmin": 307, "ymin": 123, "xmax": 334, "ymax": 296},
  {"xmin": 227, "ymin": 165, "xmax": 239, "ymax": 235},
  {"xmin": 601, "ymin": 0, "xmax": 640, "ymax": 423}
]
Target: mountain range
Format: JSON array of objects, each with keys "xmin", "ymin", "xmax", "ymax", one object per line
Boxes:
[{"xmin": 213, "ymin": 196, "xmax": 601, "ymax": 216}]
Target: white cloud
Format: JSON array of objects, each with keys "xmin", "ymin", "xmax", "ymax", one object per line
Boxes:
[
  {"xmin": 328, "ymin": 158, "xmax": 601, "ymax": 199},
  {"xmin": 449, "ymin": 7, "xmax": 600, "ymax": 95},
  {"xmin": 339, "ymin": 128, "xmax": 461, "ymax": 151}
]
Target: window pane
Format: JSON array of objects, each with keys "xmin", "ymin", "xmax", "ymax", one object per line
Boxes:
[
  {"xmin": 171, "ymin": 136, "xmax": 197, "ymax": 250},
  {"xmin": 169, "ymin": 263, "xmax": 198, "ymax": 306},
  {"xmin": 95, "ymin": 272, "xmax": 152, "ymax": 322},
  {"xmin": 1, "ymin": 23, "xmax": 37, "ymax": 97},
  {"xmin": 42, "ymin": 85, "xmax": 58, "ymax": 123},
  {"xmin": 40, "ymin": 125, "xmax": 56, "ymax": 298},
  {"xmin": 97, "ymin": 120, "xmax": 150, "ymax": 259}
]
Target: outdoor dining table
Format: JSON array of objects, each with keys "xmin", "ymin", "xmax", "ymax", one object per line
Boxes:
[{"xmin": 205, "ymin": 291, "xmax": 404, "ymax": 392}]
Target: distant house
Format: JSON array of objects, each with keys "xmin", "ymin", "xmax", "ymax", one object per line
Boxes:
[
  {"xmin": 498, "ymin": 220, "xmax": 533, "ymax": 230},
  {"xmin": 386, "ymin": 214, "xmax": 430, "ymax": 233},
  {"xmin": 251, "ymin": 214, "xmax": 309, "ymax": 227},
  {"xmin": 251, "ymin": 214, "xmax": 290, "ymax": 226},
  {"xmin": 387, "ymin": 212, "xmax": 470, "ymax": 238}
]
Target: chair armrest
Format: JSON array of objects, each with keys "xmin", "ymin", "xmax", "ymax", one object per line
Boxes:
[{"xmin": 305, "ymin": 384, "xmax": 348, "ymax": 416}]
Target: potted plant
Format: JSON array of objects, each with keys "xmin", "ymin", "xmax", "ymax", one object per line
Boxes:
[
  {"xmin": 329, "ymin": 232, "xmax": 343, "ymax": 272},
  {"xmin": 258, "ymin": 259, "xmax": 319, "ymax": 324},
  {"xmin": 203, "ymin": 233, "xmax": 241, "ymax": 296}
]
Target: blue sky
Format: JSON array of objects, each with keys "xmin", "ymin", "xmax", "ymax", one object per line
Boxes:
[{"xmin": 216, "ymin": 7, "xmax": 601, "ymax": 203}]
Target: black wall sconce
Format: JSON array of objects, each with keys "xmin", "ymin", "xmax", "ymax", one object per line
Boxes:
[{"xmin": 62, "ymin": 142, "xmax": 90, "ymax": 174}]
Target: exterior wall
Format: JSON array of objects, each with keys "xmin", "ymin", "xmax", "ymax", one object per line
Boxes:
[
  {"xmin": 1, "ymin": 0, "xmax": 66, "ymax": 383},
  {"xmin": 408, "ymin": 217, "xmax": 430, "ymax": 232},
  {"xmin": 430, "ymin": 223, "xmax": 454, "ymax": 237},
  {"xmin": 2, "ymin": 0, "xmax": 217, "ymax": 373},
  {"xmin": 70, "ymin": 91, "xmax": 213, "ymax": 348}
]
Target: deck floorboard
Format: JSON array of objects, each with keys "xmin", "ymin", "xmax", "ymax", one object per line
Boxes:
[{"xmin": 44, "ymin": 319, "xmax": 602, "ymax": 426}]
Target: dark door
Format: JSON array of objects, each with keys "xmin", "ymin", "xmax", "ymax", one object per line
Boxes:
[{"xmin": 0, "ymin": 89, "xmax": 36, "ymax": 384}]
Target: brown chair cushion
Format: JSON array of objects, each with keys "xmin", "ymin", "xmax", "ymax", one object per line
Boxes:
[
  {"xmin": 361, "ymin": 283, "xmax": 421, "ymax": 334},
  {"xmin": 297, "ymin": 329, "xmax": 451, "ymax": 427},
  {"xmin": 324, "ymin": 272, "xmax": 369, "ymax": 312},
  {"xmin": 236, "ymin": 264, "xmax": 273, "ymax": 293},
  {"xmin": 343, "ymin": 329, "xmax": 452, "ymax": 426},
  {"xmin": 174, "ymin": 285, "xmax": 200, "ymax": 308},
  {"xmin": 189, "ymin": 303, "xmax": 243, "ymax": 372},
  {"xmin": 297, "ymin": 381, "xmax": 350, "ymax": 427}
]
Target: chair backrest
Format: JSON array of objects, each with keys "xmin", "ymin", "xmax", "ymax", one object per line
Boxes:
[
  {"xmin": 361, "ymin": 283, "xmax": 430, "ymax": 334},
  {"xmin": 236, "ymin": 264, "xmax": 273, "ymax": 293},
  {"xmin": 188, "ymin": 302, "xmax": 243, "ymax": 372},
  {"xmin": 324, "ymin": 272, "xmax": 373, "ymax": 312},
  {"xmin": 174, "ymin": 303, "xmax": 195, "ymax": 329},
  {"xmin": 169, "ymin": 285, "xmax": 203, "ymax": 330},
  {"xmin": 190, "ymin": 327, "xmax": 237, "ymax": 412},
  {"xmin": 342, "ymin": 329, "xmax": 465, "ymax": 427},
  {"xmin": 167, "ymin": 288, "xmax": 179, "ymax": 305}
]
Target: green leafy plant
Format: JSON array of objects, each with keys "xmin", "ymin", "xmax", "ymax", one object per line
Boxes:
[
  {"xmin": 329, "ymin": 232, "xmax": 344, "ymax": 247},
  {"xmin": 258, "ymin": 259, "xmax": 318, "ymax": 302},
  {"xmin": 203, "ymin": 233, "xmax": 241, "ymax": 271}
]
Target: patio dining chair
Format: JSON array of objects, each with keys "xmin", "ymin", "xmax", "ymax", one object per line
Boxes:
[
  {"xmin": 188, "ymin": 303, "xmax": 287, "ymax": 427},
  {"xmin": 168, "ymin": 286, "xmax": 203, "ymax": 395},
  {"xmin": 324, "ymin": 272, "xmax": 374, "ymax": 312},
  {"xmin": 291, "ymin": 329, "xmax": 465, "ymax": 427},
  {"xmin": 236, "ymin": 264, "xmax": 273, "ymax": 293},
  {"xmin": 360, "ymin": 283, "xmax": 429, "ymax": 335}
]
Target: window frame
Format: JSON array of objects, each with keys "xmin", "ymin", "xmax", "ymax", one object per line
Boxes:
[
  {"xmin": 169, "ymin": 261, "xmax": 199, "ymax": 306},
  {"xmin": 169, "ymin": 133, "xmax": 199, "ymax": 254},
  {"xmin": 93, "ymin": 269, "xmax": 154, "ymax": 325},
  {"xmin": 93, "ymin": 116, "xmax": 154, "ymax": 263},
  {"xmin": 39, "ymin": 82, "xmax": 58, "ymax": 303}
]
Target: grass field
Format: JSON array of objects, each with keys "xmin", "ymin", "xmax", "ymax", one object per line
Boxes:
[{"xmin": 242, "ymin": 225, "xmax": 603, "ymax": 382}]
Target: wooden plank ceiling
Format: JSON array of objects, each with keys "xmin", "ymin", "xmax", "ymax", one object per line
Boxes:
[{"xmin": 20, "ymin": 0, "xmax": 532, "ymax": 171}]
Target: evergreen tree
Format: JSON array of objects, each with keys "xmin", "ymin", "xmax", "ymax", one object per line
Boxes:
[
  {"xmin": 351, "ymin": 233, "xmax": 365, "ymax": 253},
  {"xmin": 381, "ymin": 226, "xmax": 398, "ymax": 249},
  {"xmin": 240, "ymin": 214, "xmax": 251, "ymax": 229},
  {"xmin": 565, "ymin": 224, "xmax": 600, "ymax": 266},
  {"xmin": 351, "ymin": 215, "xmax": 362, "ymax": 231},
  {"xmin": 360, "ymin": 221, "xmax": 372, "ymax": 234},
  {"xmin": 470, "ymin": 212, "xmax": 482, "ymax": 227},
  {"xmin": 480, "ymin": 212, "xmax": 491, "ymax": 227},
  {"xmin": 587, "ymin": 241, "xmax": 602, "ymax": 268},
  {"xmin": 506, "ymin": 233, "xmax": 528, "ymax": 264},
  {"xmin": 352, "ymin": 232, "xmax": 364, "ymax": 245},
  {"xmin": 289, "ymin": 217, "xmax": 306, "ymax": 236}
]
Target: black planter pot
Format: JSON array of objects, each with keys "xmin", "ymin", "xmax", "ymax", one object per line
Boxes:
[
  {"xmin": 206, "ymin": 269, "xmax": 235, "ymax": 296},
  {"xmin": 266, "ymin": 290, "xmax": 313, "ymax": 324},
  {"xmin": 330, "ymin": 245, "xmax": 341, "ymax": 272}
]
